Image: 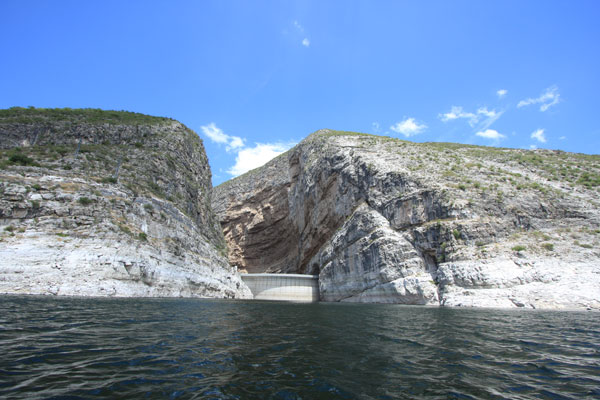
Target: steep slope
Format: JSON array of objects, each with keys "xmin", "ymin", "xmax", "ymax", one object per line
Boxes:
[
  {"xmin": 213, "ymin": 129, "xmax": 600, "ymax": 309},
  {"xmin": 0, "ymin": 107, "xmax": 250, "ymax": 298}
]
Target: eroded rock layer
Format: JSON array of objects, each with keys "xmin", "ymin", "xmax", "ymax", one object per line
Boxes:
[
  {"xmin": 0, "ymin": 107, "xmax": 250, "ymax": 298},
  {"xmin": 213, "ymin": 130, "xmax": 600, "ymax": 309}
]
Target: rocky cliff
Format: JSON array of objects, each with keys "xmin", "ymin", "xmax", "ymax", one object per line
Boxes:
[
  {"xmin": 0, "ymin": 107, "xmax": 251, "ymax": 298},
  {"xmin": 213, "ymin": 130, "xmax": 600, "ymax": 310}
]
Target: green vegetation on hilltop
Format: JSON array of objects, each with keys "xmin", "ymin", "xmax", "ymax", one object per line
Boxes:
[
  {"xmin": 316, "ymin": 129, "xmax": 374, "ymax": 138},
  {"xmin": 323, "ymin": 130, "xmax": 600, "ymax": 190},
  {"xmin": 0, "ymin": 107, "xmax": 173, "ymax": 126},
  {"xmin": 312, "ymin": 129, "xmax": 409, "ymax": 144}
]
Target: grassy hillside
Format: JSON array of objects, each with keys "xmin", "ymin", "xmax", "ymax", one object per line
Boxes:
[
  {"xmin": 0, "ymin": 107, "xmax": 173, "ymax": 126},
  {"xmin": 314, "ymin": 129, "xmax": 600, "ymax": 191}
]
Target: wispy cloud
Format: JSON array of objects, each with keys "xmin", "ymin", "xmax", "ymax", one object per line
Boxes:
[
  {"xmin": 390, "ymin": 118, "xmax": 427, "ymax": 137},
  {"xmin": 200, "ymin": 123, "xmax": 245, "ymax": 152},
  {"xmin": 530, "ymin": 128, "xmax": 546, "ymax": 143},
  {"xmin": 293, "ymin": 20, "xmax": 310, "ymax": 47},
  {"xmin": 475, "ymin": 129, "xmax": 506, "ymax": 142},
  {"xmin": 477, "ymin": 107, "xmax": 498, "ymax": 119},
  {"xmin": 228, "ymin": 136, "xmax": 245, "ymax": 150},
  {"xmin": 477, "ymin": 107, "xmax": 503, "ymax": 130},
  {"xmin": 228, "ymin": 142, "xmax": 295, "ymax": 176},
  {"xmin": 497, "ymin": 89, "xmax": 508, "ymax": 98},
  {"xmin": 439, "ymin": 106, "xmax": 503, "ymax": 130},
  {"xmin": 201, "ymin": 123, "xmax": 296, "ymax": 177},
  {"xmin": 201, "ymin": 122, "xmax": 228, "ymax": 144},
  {"xmin": 439, "ymin": 106, "xmax": 477, "ymax": 125},
  {"xmin": 372, "ymin": 122, "xmax": 380, "ymax": 133},
  {"xmin": 518, "ymin": 86, "xmax": 560, "ymax": 111}
]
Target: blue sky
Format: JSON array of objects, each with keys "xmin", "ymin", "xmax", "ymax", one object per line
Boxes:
[{"xmin": 1, "ymin": 1, "xmax": 599, "ymax": 185}]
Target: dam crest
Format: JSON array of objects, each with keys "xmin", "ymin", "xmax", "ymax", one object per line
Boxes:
[{"xmin": 240, "ymin": 274, "xmax": 319, "ymax": 302}]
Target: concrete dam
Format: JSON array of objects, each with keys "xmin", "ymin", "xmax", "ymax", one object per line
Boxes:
[{"xmin": 240, "ymin": 273, "xmax": 319, "ymax": 302}]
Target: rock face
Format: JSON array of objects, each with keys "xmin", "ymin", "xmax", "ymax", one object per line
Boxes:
[
  {"xmin": 213, "ymin": 130, "xmax": 600, "ymax": 310},
  {"xmin": 0, "ymin": 107, "xmax": 251, "ymax": 298}
]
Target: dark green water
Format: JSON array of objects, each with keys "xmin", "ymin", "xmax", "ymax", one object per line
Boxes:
[{"xmin": 0, "ymin": 296, "xmax": 599, "ymax": 399}]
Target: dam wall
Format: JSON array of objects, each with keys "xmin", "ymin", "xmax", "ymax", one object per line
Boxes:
[{"xmin": 240, "ymin": 273, "xmax": 319, "ymax": 302}]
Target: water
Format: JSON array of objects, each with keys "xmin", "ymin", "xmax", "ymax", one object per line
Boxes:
[{"xmin": 0, "ymin": 296, "xmax": 599, "ymax": 399}]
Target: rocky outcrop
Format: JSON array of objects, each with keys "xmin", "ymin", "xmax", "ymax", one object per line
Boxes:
[
  {"xmin": 0, "ymin": 107, "xmax": 251, "ymax": 298},
  {"xmin": 213, "ymin": 130, "xmax": 600, "ymax": 310}
]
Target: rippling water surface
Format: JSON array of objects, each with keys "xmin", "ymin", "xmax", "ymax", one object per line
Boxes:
[{"xmin": 1, "ymin": 296, "xmax": 599, "ymax": 399}]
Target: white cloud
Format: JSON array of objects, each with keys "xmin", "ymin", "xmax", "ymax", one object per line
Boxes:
[
  {"xmin": 227, "ymin": 142, "xmax": 295, "ymax": 177},
  {"xmin": 517, "ymin": 86, "xmax": 560, "ymax": 111},
  {"xmin": 477, "ymin": 107, "xmax": 498, "ymax": 118},
  {"xmin": 475, "ymin": 129, "xmax": 505, "ymax": 141},
  {"xmin": 227, "ymin": 136, "xmax": 245, "ymax": 152},
  {"xmin": 293, "ymin": 21, "xmax": 310, "ymax": 47},
  {"xmin": 530, "ymin": 128, "xmax": 546, "ymax": 143},
  {"xmin": 479, "ymin": 109, "xmax": 503, "ymax": 131},
  {"xmin": 390, "ymin": 118, "xmax": 427, "ymax": 137},
  {"xmin": 530, "ymin": 144, "xmax": 538, "ymax": 150},
  {"xmin": 201, "ymin": 122, "xmax": 229, "ymax": 144},
  {"xmin": 200, "ymin": 122, "xmax": 245, "ymax": 153},
  {"xmin": 372, "ymin": 122, "xmax": 380, "ymax": 133},
  {"xmin": 439, "ymin": 106, "xmax": 478, "ymax": 125},
  {"xmin": 439, "ymin": 106, "xmax": 502, "ymax": 130},
  {"xmin": 559, "ymin": 136, "xmax": 566, "ymax": 140},
  {"xmin": 202, "ymin": 122, "xmax": 297, "ymax": 178},
  {"xmin": 497, "ymin": 89, "xmax": 508, "ymax": 98}
]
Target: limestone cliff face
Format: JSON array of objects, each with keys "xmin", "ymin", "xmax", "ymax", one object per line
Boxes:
[
  {"xmin": 0, "ymin": 107, "xmax": 251, "ymax": 298},
  {"xmin": 213, "ymin": 130, "xmax": 600, "ymax": 309}
]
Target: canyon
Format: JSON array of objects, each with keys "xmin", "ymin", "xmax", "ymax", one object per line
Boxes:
[{"xmin": 1, "ymin": 108, "xmax": 599, "ymax": 310}]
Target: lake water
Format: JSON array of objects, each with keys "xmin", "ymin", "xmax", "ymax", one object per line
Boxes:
[{"xmin": 0, "ymin": 296, "xmax": 599, "ymax": 399}]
